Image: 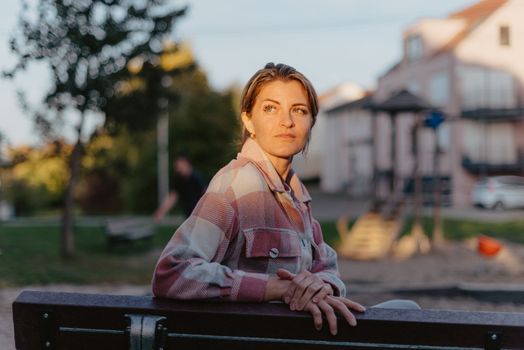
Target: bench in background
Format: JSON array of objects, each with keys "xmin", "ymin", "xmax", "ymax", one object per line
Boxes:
[
  {"xmin": 105, "ymin": 218, "xmax": 154, "ymax": 246},
  {"xmin": 13, "ymin": 290, "xmax": 524, "ymax": 350}
]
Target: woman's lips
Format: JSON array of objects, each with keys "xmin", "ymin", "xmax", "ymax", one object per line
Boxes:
[{"xmin": 275, "ymin": 133, "xmax": 296, "ymax": 139}]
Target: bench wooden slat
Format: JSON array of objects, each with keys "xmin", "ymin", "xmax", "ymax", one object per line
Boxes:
[{"xmin": 13, "ymin": 290, "xmax": 524, "ymax": 350}]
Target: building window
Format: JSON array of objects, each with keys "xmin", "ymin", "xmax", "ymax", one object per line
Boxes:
[
  {"xmin": 406, "ymin": 34, "xmax": 423, "ymax": 62},
  {"xmin": 429, "ymin": 72, "xmax": 449, "ymax": 107},
  {"xmin": 499, "ymin": 25, "xmax": 510, "ymax": 46},
  {"xmin": 459, "ymin": 66, "xmax": 515, "ymax": 109}
]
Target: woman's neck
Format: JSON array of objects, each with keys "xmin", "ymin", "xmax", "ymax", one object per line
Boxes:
[{"xmin": 268, "ymin": 156, "xmax": 293, "ymax": 183}]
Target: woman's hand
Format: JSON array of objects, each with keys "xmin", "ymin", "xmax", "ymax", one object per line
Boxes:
[
  {"xmin": 304, "ymin": 295, "xmax": 366, "ymax": 335},
  {"xmin": 277, "ymin": 269, "xmax": 333, "ymax": 311},
  {"xmin": 263, "ymin": 277, "xmax": 291, "ymax": 301},
  {"xmin": 277, "ymin": 268, "xmax": 366, "ymax": 335}
]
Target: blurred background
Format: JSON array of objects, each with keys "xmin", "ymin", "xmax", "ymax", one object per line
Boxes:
[{"xmin": 1, "ymin": 0, "xmax": 524, "ymax": 347}]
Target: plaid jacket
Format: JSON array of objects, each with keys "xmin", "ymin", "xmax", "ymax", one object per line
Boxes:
[{"xmin": 152, "ymin": 139, "xmax": 346, "ymax": 302}]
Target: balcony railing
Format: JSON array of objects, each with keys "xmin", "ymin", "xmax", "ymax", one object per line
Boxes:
[
  {"xmin": 462, "ymin": 107, "xmax": 524, "ymax": 121},
  {"xmin": 462, "ymin": 155, "xmax": 524, "ymax": 174}
]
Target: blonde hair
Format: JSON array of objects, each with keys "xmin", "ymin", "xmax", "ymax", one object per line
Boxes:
[{"xmin": 239, "ymin": 63, "xmax": 319, "ymax": 145}]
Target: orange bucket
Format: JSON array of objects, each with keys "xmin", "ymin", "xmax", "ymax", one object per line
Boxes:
[{"xmin": 477, "ymin": 235, "xmax": 502, "ymax": 257}]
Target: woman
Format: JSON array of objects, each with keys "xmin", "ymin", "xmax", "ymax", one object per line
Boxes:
[{"xmin": 152, "ymin": 62, "xmax": 366, "ymax": 335}]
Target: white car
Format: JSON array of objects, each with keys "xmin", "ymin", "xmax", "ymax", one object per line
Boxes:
[{"xmin": 471, "ymin": 176, "xmax": 524, "ymax": 210}]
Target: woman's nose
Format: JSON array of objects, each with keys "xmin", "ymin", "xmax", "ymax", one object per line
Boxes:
[{"xmin": 280, "ymin": 111, "xmax": 295, "ymax": 127}]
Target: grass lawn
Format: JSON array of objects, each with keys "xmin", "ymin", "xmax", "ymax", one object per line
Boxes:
[
  {"xmin": 321, "ymin": 218, "xmax": 524, "ymax": 247},
  {"xmin": 1, "ymin": 218, "xmax": 523, "ymax": 287},
  {"xmin": 0, "ymin": 225, "xmax": 176, "ymax": 287},
  {"xmin": 400, "ymin": 217, "xmax": 524, "ymax": 244}
]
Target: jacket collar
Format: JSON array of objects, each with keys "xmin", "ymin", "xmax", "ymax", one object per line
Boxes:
[{"xmin": 238, "ymin": 138, "xmax": 312, "ymax": 203}]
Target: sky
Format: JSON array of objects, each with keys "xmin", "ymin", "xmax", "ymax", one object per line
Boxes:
[{"xmin": 0, "ymin": 0, "xmax": 478, "ymax": 147}]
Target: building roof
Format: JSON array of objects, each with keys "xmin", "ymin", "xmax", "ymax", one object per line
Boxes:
[
  {"xmin": 383, "ymin": 0, "xmax": 508, "ymax": 76},
  {"xmin": 325, "ymin": 94, "xmax": 374, "ymax": 114},
  {"xmin": 437, "ymin": 0, "xmax": 508, "ymax": 53},
  {"xmin": 449, "ymin": 0, "xmax": 507, "ymax": 22},
  {"xmin": 371, "ymin": 89, "xmax": 434, "ymax": 113},
  {"xmin": 325, "ymin": 90, "xmax": 434, "ymax": 114}
]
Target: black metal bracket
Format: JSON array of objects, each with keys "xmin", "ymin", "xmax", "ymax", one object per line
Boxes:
[
  {"xmin": 126, "ymin": 314, "xmax": 167, "ymax": 350},
  {"xmin": 40, "ymin": 310, "xmax": 55, "ymax": 350},
  {"xmin": 486, "ymin": 331, "xmax": 502, "ymax": 350}
]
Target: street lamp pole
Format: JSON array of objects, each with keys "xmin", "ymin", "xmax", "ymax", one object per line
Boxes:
[
  {"xmin": 156, "ymin": 41, "xmax": 193, "ymax": 208},
  {"xmin": 128, "ymin": 40, "xmax": 193, "ymax": 209}
]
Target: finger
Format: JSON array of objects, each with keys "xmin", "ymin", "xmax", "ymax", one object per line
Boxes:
[
  {"xmin": 290, "ymin": 273, "xmax": 316, "ymax": 310},
  {"xmin": 305, "ymin": 302, "xmax": 323, "ymax": 331},
  {"xmin": 281, "ymin": 278, "xmax": 299, "ymax": 304},
  {"xmin": 313, "ymin": 284, "xmax": 332, "ymax": 303},
  {"xmin": 339, "ymin": 297, "xmax": 366, "ymax": 313},
  {"xmin": 276, "ymin": 268, "xmax": 295, "ymax": 281},
  {"xmin": 284, "ymin": 271, "xmax": 310, "ymax": 307},
  {"xmin": 282, "ymin": 279, "xmax": 300, "ymax": 305},
  {"xmin": 318, "ymin": 300, "xmax": 337, "ymax": 336},
  {"xmin": 297, "ymin": 281, "xmax": 324, "ymax": 311},
  {"xmin": 326, "ymin": 297, "xmax": 357, "ymax": 327},
  {"xmin": 277, "ymin": 269, "xmax": 295, "ymax": 303}
]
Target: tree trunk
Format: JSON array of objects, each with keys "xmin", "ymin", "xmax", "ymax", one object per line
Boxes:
[{"xmin": 61, "ymin": 112, "xmax": 85, "ymax": 259}]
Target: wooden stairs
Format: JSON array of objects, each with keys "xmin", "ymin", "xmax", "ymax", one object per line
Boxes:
[{"xmin": 337, "ymin": 211, "xmax": 402, "ymax": 260}]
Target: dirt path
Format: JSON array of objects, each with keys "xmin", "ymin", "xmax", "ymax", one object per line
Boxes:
[{"xmin": 338, "ymin": 240, "xmax": 524, "ymax": 311}]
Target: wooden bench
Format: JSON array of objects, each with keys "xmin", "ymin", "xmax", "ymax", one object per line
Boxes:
[{"xmin": 13, "ymin": 290, "xmax": 524, "ymax": 350}]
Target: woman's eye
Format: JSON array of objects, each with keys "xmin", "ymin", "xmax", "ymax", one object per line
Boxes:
[
  {"xmin": 292, "ymin": 107, "xmax": 308, "ymax": 115},
  {"xmin": 263, "ymin": 105, "xmax": 277, "ymax": 113}
]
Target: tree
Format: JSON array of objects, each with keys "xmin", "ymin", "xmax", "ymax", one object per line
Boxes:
[
  {"xmin": 4, "ymin": 0, "xmax": 187, "ymax": 258},
  {"xmin": 3, "ymin": 140, "xmax": 71, "ymax": 215},
  {"xmin": 118, "ymin": 66, "xmax": 240, "ymax": 214},
  {"xmin": 167, "ymin": 68, "xmax": 240, "ymax": 178},
  {"xmin": 76, "ymin": 131, "xmax": 130, "ymax": 214},
  {"xmin": 103, "ymin": 41, "xmax": 238, "ymax": 213}
]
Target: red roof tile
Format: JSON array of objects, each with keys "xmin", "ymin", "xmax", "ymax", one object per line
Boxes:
[{"xmin": 449, "ymin": 0, "xmax": 507, "ymax": 23}]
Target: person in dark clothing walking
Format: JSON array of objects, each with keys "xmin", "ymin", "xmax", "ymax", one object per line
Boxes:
[{"xmin": 154, "ymin": 156, "xmax": 207, "ymax": 219}]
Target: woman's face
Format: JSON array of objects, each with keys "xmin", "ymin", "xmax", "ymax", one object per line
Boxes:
[{"xmin": 242, "ymin": 80, "xmax": 313, "ymax": 167}]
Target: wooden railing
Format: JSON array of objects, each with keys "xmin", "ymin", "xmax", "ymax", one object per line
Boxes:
[{"xmin": 12, "ymin": 290, "xmax": 524, "ymax": 349}]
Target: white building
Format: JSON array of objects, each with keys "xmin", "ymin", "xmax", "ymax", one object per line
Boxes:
[
  {"xmin": 293, "ymin": 82, "xmax": 365, "ymax": 182},
  {"xmin": 323, "ymin": 0, "xmax": 524, "ymax": 206}
]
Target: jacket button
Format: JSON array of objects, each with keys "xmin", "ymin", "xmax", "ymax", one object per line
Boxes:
[{"xmin": 269, "ymin": 247, "xmax": 279, "ymax": 258}]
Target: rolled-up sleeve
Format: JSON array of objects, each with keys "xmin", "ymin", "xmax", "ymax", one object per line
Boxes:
[
  {"xmin": 310, "ymin": 219, "xmax": 347, "ymax": 297},
  {"xmin": 152, "ymin": 191, "xmax": 269, "ymax": 302}
]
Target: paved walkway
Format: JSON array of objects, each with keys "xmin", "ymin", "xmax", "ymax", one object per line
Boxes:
[
  {"xmin": 307, "ymin": 186, "xmax": 524, "ymax": 222},
  {"xmin": 2, "ymin": 187, "xmax": 523, "ymax": 226}
]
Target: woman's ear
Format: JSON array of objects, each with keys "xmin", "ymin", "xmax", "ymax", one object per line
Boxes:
[{"xmin": 241, "ymin": 112, "xmax": 254, "ymax": 135}]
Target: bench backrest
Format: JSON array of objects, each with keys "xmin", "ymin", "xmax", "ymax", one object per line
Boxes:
[{"xmin": 13, "ymin": 290, "xmax": 524, "ymax": 350}]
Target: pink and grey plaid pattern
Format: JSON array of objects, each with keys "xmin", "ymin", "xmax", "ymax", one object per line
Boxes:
[{"xmin": 152, "ymin": 139, "xmax": 346, "ymax": 302}]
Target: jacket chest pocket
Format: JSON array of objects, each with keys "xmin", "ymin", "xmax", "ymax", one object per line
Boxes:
[{"xmin": 240, "ymin": 227, "xmax": 301, "ymax": 273}]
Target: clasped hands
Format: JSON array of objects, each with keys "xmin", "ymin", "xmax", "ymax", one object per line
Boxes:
[{"xmin": 276, "ymin": 268, "xmax": 365, "ymax": 335}]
